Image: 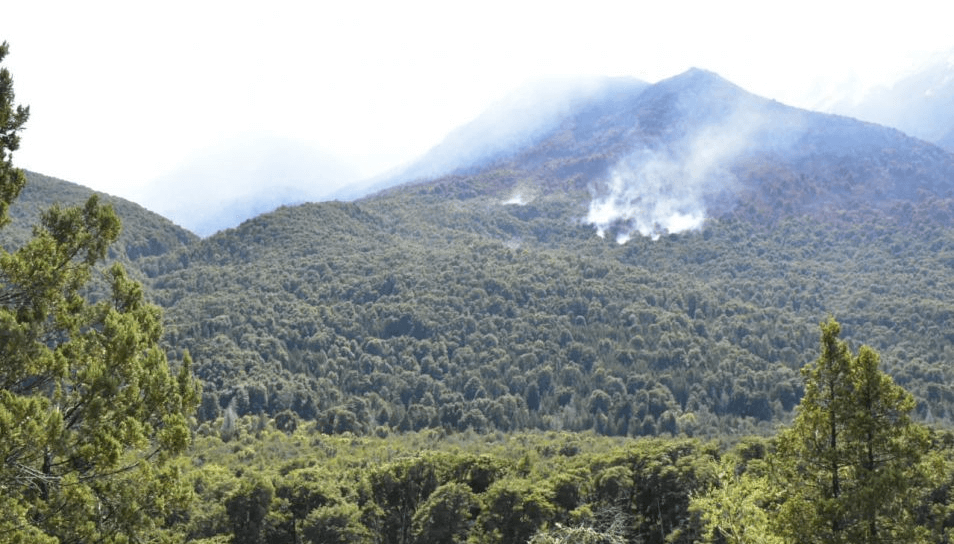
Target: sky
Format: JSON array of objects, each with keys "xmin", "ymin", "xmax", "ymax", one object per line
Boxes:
[{"xmin": 2, "ymin": 1, "xmax": 952, "ymax": 222}]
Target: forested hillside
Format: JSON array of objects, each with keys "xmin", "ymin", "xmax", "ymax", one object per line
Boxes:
[
  {"xmin": 11, "ymin": 54, "xmax": 954, "ymax": 541},
  {"xmin": 4, "ymin": 170, "xmax": 197, "ymax": 260},
  {"xmin": 127, "ymin": 70, "xmax": 954, "ymax": 439},
  {"xmin": 145, "ymin": 191, "xmax": 954, "ymax": 439},
  {"xmin": 8, "ymin": 70, "xmax": 954, "ymax": 442}
]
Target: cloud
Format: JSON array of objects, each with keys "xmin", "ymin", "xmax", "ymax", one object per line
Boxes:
[{"xmin": 585, "ymin": 106, "xmax": 769, "ymax": 242}]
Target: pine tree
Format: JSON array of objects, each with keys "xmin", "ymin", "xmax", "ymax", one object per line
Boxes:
[
  {"xmin": 772, "ymin": 317, "xmax": 930, "ymax": 543},
  {"xmin": 0, "ymin": 40, "xmax": 200, "ymax": 542},
  {"xmin": 0, "ymin": 41, "xmax": 29, "ymax": 226}
]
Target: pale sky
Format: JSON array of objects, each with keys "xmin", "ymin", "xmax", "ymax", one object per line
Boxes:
[{"xmin": 2, "ymin": 1, "xmax": 952, "ymax": 212}]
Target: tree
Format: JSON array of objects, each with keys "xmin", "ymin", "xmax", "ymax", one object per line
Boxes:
[
  {"xmin": 772, "ymin": 317, "xmax": 931, "ymax": 543},
  {"xmin": 226, "ymin": 477, "xmax": 274, "ymax": 544},
  {"xmin": 302, "ymin": 502, "xmax": 373, "ymax": 544},
  {"xmin": 274, "ymin": 467, "xmax": 337, "ymax": 542},
  {"xmin": 690, "ymin": 455, "xmax": 783, "ymax": 544},
  {"xmin": 0, "ymin": 41, "xmax": 199, "ymax": 542},
  {"xmin": 366, "ymin": 455, "xmax": 441, "ymax": 544},
  {"xmin": 0, "ymin": 41, "xmax": 29, "ymax": 227},
  {"xmin": 476, "ymin": 477, "xmax": 556, "ymax": 544},
  {"xmin": 410, "ymin": 482, "xmax": 479, "ymax": 544}
]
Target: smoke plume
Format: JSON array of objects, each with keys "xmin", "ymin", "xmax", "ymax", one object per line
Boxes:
[{"xmin": 586, "ymin": 107, "xmax": 769, "ymax": 242}]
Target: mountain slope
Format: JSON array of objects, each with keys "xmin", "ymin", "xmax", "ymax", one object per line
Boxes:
[
  {"xmin": 154, "ymin": 185, "xmax": 954, "ymax": 438},
  {"xmin": 825, "ymin": 51, "xmax": 954, "ymax": 149},
  {"xmin": 10, "ymin": 70, "xmax": 954, "ymax": 440},
  {"xmin": 130, "ymin": 70, "xmax": 954, "ymax": 439},
  {"xmin": 407, "ymin": 69, "xmax": 954, "ymax": 239},
  {"xmin": 5, "ymin": 171, "xmax": 198, "ymax": 262},
  {"xmin": 392, "ymin": 77, "xmax": 650, "ymax": 182}
]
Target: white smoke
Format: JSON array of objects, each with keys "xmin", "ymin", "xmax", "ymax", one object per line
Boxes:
[
  {"xmin": 503, "ymin": 192, "xmax": 528, "ymax": 205},
  {"xmin": 586, "ymin": 107, "xmax": 769, "ymax": 242}
]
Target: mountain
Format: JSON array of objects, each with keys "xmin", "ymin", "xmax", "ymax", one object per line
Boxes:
[
  {"xmin": 390, "ymin": 77, "xmax": 651, "ymax": 182},
  {"xmin": 939, "ymin": 129, "xmax": 954, "ymax": 152},
  {"xmin": 395, "ymin": 68, "xmax": 954, "ymax": 239},
  {"xmin": 10, "ymin": 69, "xmax": 954, "ymax": 440},
  {"xmin": 825, "ymin": 51, "xmax": 954, "ymax": 150},
  {"xmin": 330, "ymin": 76, "xmax": 652, "ymax": 201},
  {"xmin": 130, "ymin": 69, "xmax": 954, "ymax": 438},
  {"xmin": 5, "ymin": 171, "xmax": 197, "ymax": 262},
  {"xmin": 136, "ymin": 135, "xmax": 362, "ymax": 236}
]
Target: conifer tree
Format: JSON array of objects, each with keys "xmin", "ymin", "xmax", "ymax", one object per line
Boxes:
[
  {"xmin": 0, "ymin": 40, "xmax": 199, "ymax": 542},
  {"xmin": 0, "ymin": 41, "xmax": 29, "ymax": 224},
  {"xmin": 773, "ymin": 317, "xmax": 930, "ymax": 543}
]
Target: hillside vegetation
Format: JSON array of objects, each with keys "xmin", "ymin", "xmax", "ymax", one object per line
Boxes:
[
  {"xmin": 10, "ymin": 55, "xmax": 954, "ymax": 541},
  {"xmin": 143, "ymin": 189, "xmax": 954, "ymax": 440},
  {"xmin": 9, "ymin": 70, "xmax": 954, "ymax": 442},
  {"xmin": 4, "ymin": 171, "xmax": 196, "ymax": 260}
]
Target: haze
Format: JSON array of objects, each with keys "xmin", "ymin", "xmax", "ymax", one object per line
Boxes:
[{"xmin": 2, "ymin": 1, "xmax": 951, "ymax": 233}]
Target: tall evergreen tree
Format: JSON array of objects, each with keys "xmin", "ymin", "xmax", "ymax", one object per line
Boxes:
[
  {"xmin": 773, "ymin": 317, "xmax": 930, "ymax": 543},
  {"xmin": 0, "ymin": 40, "xmax": 199, "ymax": 542},
  {"xmin": 0, "ymin": 41, "xmax": 29, "ymax": 225}
]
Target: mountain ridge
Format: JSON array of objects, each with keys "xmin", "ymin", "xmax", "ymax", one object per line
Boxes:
[
  {"xmin": 9, "ymin": 69, "xmax": 954, "ymax": 439},
  {"xmin": 825, "ymin": 51, "xmax": 954, "ymax": 148},
  {"xmin": 7, "ymin": 171, "xmax": 197, "ymax": 261},
  {"xmin": 377, "ymin": 68, "xmax": 954, "ymax": 241}
]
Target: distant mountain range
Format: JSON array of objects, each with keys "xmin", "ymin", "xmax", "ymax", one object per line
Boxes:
[
  {"xmin": 8, "ymin": 68, "xmax": 954, "ymax": 439},
  {"xmin": 136, "ymin": 135, "xmax": 362, "ymax": 236},
  {"xmin": 386, "ymin": 68, "xmax": 954, "ymax": 239},
  {"xmin": 119, "ymin": 62, "xmax": 954, "ymax": 237},
  {"xmin": 824, "ymin": 50, "xmax": 954, "ymax": 152}
]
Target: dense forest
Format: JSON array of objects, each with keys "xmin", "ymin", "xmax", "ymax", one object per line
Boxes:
[
  {"xmin": 11, "ymin": 69, "xmax": 954, "ymax": 443},
  {"xmin": 8, "ymin": 42, "xmax": 954, "ymax": 541},
  {"xmin": 17, "ymin": 169, "xmax": 954, "ymax": 443},
  {"xmin": 156, "ymin": 193, "xmax": 954, "ymax": 440},
  {"xmin": 120, "ymin": 320, "xmax": 954, "ymax": 542}
]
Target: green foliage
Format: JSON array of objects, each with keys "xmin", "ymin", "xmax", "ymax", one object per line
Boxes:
[
  {"xmin": 690, "ymin": 454, "xmax": 782, "ymax": 544},
  {"xmin": 226, "ymin": 476, "xmax": 274, "ymax": 544},
  {"xmin": 0, "ymin": 43, "xmax": 199, "ymax": 542},
  {"xmin": 772, "ymin": 317, "xmax": 932, "ymax": 543},
  {"xmin": 169, "ymin": 408, "xmax": 954, "ymax": 544},
  {"xmin": 172, "ymin": 426, "xmax": 726, "ymax": 544},
  {"xmin": 410, "ymin": 481, "xmax": 479, "ymax": 544},
  {"xmin": 302, "ymin": 501, "xmax": 372, "ymax": 544},
  {"xmin": 365, "ymin": 455, "xmax": 443, "ymax": 544},
  {"xmin": 692, "ymin": 320, "xmax": 939, "ymax": 544},
  {"xmin": 0, "ymin": 41, "xmax": 29, "ymax": 230},
  {"xmin": 477, "ymin": 476, "xmax": 558, "ymax": 544}
]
